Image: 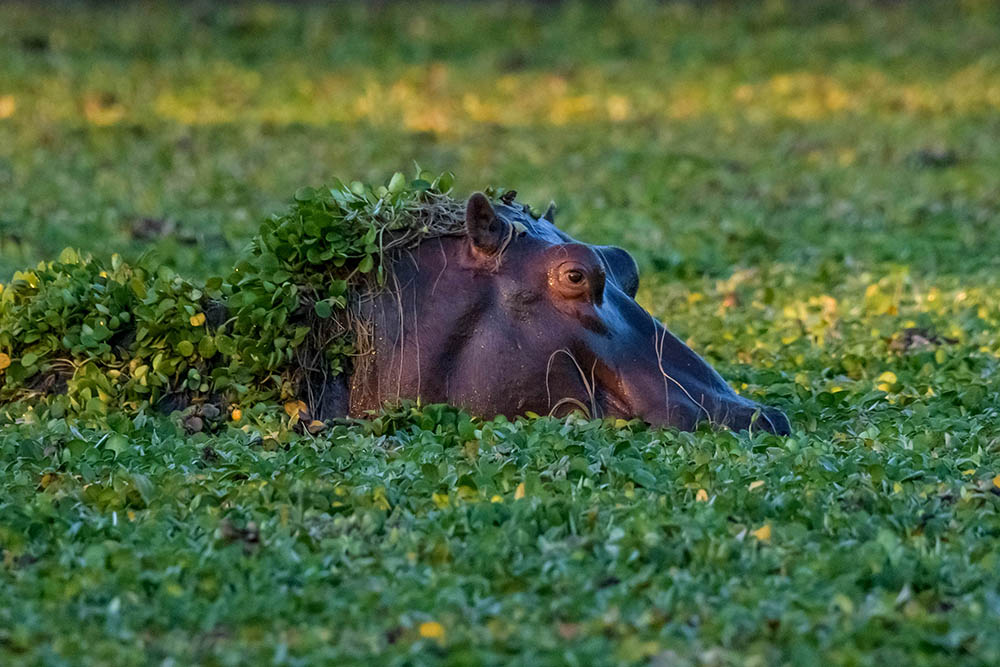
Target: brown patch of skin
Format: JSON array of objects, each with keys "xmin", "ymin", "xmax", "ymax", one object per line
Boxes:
[{"xmin": 348, "ymin": 193, "xmax": 790, "ymax": 435}]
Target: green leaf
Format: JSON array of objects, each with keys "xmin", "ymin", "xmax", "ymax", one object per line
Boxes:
[
  {"xmin": 387, "ymin": 171, "xmax": 407, "ymax": 194},
  {"xmin": 436, "ymin": 171, "xmax": 455, "ymax": 193},
  {"xmin": 104, "ymin": 434, "xmax": 128, "ymax": 455},
  {"xmin": 314, "ymin": 300, "xmax": 332, "ymax": 319},
  {"xmin": 198, "ymin": 335, "xmax": 217, "ymax": 358},
  {"xmin": 294, "ymin": 186, "xmax": 316, "ymax": 202},
  {"xmin": 216, "ymin": 335, "xmax": 236, "ymax": 356}
]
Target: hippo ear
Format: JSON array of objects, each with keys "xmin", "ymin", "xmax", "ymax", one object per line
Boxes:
[
  {"xmin": 597, "ymin": 246, "xmax": 640, "ymax": 299},
  {"xmin": 466, "ymin": 192, "xmax": 509, "ymax": 256}
]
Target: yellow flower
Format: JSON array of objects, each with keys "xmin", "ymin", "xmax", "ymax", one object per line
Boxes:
[
  {"xmin": 419, "ymin": 621, "xmax": 445, "ymax": 643},
  {"xmin": 189, "ymin": 313, "xmax": 206, "ymax": 327},
  {"xmin": 514, "ymin": 482, "xmax": 526, "ymax": 500},
  {"xmin": 695, "ymin": 489, "xmax": 709, "ymax": 502},
  {"xmin": 877, "ymin": 371, "xmax": 898, "ymax": 392},
  {"xmin": 231, "ymin": 408, "xmax": 242, "ymax": 421},
  {"xmin": 432, "ymin": 492, "xmax": 450, "ymax": 509},
  {"xmin": 284, "ymin": 400, "xmax": 307, "ymax": 419},
  {"xmin": 751, "ymin": 524, "xmax": 772, "ymax": 542},
  {"xmin": 0, "ymin": 95, "xmax": 15, "ymax": 119},
  {"xmin": 0, "ymin": 353, "xmax": 10, "ymax": 372}
]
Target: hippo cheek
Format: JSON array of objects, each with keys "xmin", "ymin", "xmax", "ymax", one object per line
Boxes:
[
  {"xmin": 594, "ymin": 381, "xmax": 703, "ymax": 431},
  {"xmin": 581, "ymin": 306, "xmax": 717, "ymax": 429},
  {"xmin": 587, "ymin": 358, "xmax": 706, "ymax": 431}
]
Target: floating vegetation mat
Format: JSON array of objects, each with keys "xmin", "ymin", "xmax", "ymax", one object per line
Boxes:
[{"xmin": 0, "ymin": 169, "xmax": 470, "ymax": 427}]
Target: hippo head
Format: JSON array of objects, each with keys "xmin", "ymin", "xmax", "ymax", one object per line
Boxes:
[{"xmin": 348, "ymin": 193, "xmax": 790, "ymax": 435}]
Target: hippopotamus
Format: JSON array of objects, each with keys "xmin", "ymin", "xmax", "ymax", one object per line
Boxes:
[{"xmin": 336, "ymin": 193, "xmax": 790, "ymax": 435}]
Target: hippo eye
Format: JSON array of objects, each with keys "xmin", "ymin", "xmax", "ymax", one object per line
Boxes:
[
  {"xmin": 549, "ymin": 258, "xmax": 604, "ymax": 305},
  {"xmin": 550, "ymin": 262, "xmax": 593, "ymax": 301}
]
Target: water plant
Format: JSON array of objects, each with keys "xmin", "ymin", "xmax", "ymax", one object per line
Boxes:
[{"xmin": 0, "ymin": 169, "xmax": 464, "ymax": 424}]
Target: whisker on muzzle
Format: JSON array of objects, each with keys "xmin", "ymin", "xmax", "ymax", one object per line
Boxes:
[
  {"xmin": 651, "ymin": 318, "xmax": 712, "ymax": 425},
  {"xmin": 546, "ymin": 348, "xmax": 600, "ymax": 420}
]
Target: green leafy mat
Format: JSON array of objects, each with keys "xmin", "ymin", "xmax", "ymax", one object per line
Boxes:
[
  {"xmin": 1, "ymin": 169, "xmax": 464, "ymax": 424},
  {"xmin": 3, "ymin": 1, "xmax": 1000, "ymax": 664}
]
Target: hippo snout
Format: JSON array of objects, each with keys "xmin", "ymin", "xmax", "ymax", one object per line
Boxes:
[
  {"xmin": 724, "ymin": 403, "xmax": 791, "ymax": 436},
  {"xmin": 600, "ymin": 369, "xmax": 790, "ymax": 435},
  {"xmin": 760, "ymin": 406, "xmax": 792, "ymax": 435},
  {"xmin": 697, "ymin": 394, "xmax": 791, "ymax": 436},
  {"xmin": 644, "ymin": 397, "xmax": 791, "ymax": 436}
]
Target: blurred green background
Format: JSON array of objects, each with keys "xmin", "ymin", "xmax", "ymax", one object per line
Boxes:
[{"xmin": 2, "ymin": 0, "xmax": 998, "ymax": 283}]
